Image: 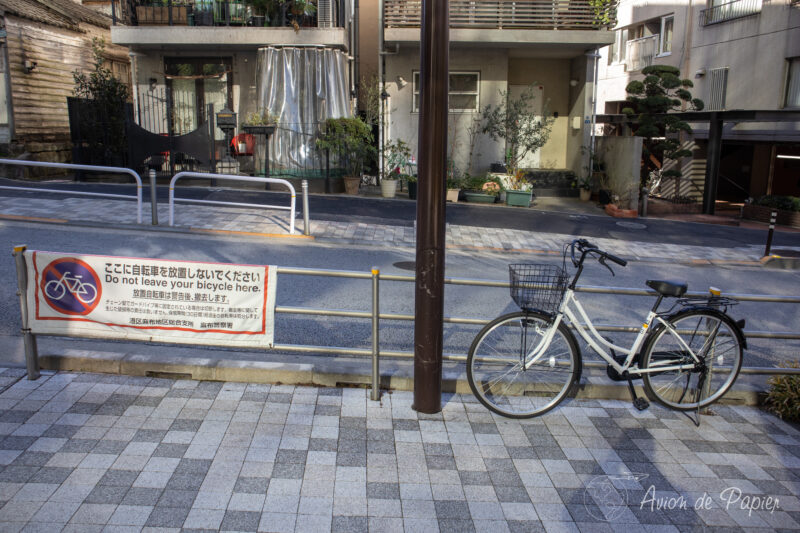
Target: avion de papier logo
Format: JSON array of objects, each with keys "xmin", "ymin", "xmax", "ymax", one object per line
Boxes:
[{"xmin": 40, "ymin": 257, "xmax": 102, "ymax": 315}]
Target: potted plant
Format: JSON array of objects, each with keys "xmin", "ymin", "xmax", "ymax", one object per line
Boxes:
[
  {"xmin": 463, "ymin": 175, "xmax": 500, "ymax": 204},
  {"xmin": 241, "ymin": 108, "xmax": 278, "ymax": 135},
  {"xmin": 382, "ymin": 140, "xmax": 412, "ymax": 199},
  {"xmin": 316, "ymin": 117, "xmax": 375, "ymax": 195},
  {"xmin": 577, "ymin": 175, "xmax": 592, "ymax": 201},
  {"xmin": 446, "ymin": 175, "xmax": 461, "ymax": 203},
  {"xmin": 503, "ymin": 168, "xmax": 534, "ymax": 207}
]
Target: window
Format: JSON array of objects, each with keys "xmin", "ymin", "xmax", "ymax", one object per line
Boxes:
[
  {"xmin": 786, "ymin": 58, "xmax": 800, "ymax": 108},
  {"xmin": 707, "ymin": 67, "xmax": 729, "ymax": 111},
  {"xmin": 608, "ymin": 28, "xmax": 628, "ymax": 65},
  {"xmin": 164, "ymin": 57, "xmax": 233, "ymax": 138},
  {"xmin": 412, "ymin": 71, "xmax": 479, "ymax": 112},
  {"xmin": 659, "ymin": 16, "xmax": 673, "ymax": 55}
]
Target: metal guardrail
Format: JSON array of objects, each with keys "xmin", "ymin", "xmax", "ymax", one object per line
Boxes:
[
  {"xmin": 168, "ymin": 172, "xmax": 309, "ymax": 235},
  {"xmin": 271, "ymin": 267, "xmax": 800, "ymax": 397},
  {"xmin": 0, "ymin": 159, "xmax": 144, "ymax": 224}
]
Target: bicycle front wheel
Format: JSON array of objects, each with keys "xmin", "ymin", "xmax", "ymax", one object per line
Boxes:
[
  {"xmin": 467, "ymin": 311, "xmax": 581, "ymax": 418},
  {"xmin": 641, "ymin": 309, "xmax": 743, "ymax": 411}
]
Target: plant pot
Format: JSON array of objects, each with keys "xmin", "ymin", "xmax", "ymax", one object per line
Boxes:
[
  {"xmin": 446, "ymin": 188, "xmax": 459, "ymax": 203},
  {"xmin": 505, "ymin": 190, "xmax": 532, "ymax": 207},
  {"xmin": 464, "ymin": 192, "xmax": 496, "ymax": 204},
  {"xmin": 408, "ymin": 181, "xmax": 417, "ymax": 200},
  {"xmin": 381, "ymin": 179, "xmax": 398, "ymax": 198},
  {"xmin": 579, "ymin": 188, "xmax": 591, "ymax": 201},
  {"xmin": 343, "ymin": 176, "xmax": 360, "ymax": 195},
  {"xmin": 598, "ymin": 189, "xmax": 612, "ymax": 206}
]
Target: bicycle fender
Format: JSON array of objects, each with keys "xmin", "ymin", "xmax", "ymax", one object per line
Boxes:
[{"xmin": 658, "ymin": 307, "xmax": 748, "ymax": 350}]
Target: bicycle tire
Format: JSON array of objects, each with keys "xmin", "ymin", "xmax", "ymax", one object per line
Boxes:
[
  {"xmin": 44, "ymin": 280, "xmax": 66, "ymax": 301},
  {"xmin": 640, "ymin": 308, "xmax": 743, "ymax": 411},
  {"xmin": 467, "ymin": 311, "xmax": 581, "ymax": 418},
  {"xmin": 76, "ymin": 283, "xmax": 97, "ymax": 305}
]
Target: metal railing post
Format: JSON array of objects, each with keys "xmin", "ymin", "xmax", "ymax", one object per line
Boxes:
[
  {"xmin": 149, "ymin": 169, "xmax": 159, "ymax": 225},
  {"xmin": 764, "ymin": 210, "xmax": 777, "ymax": 257},
  {"xmin": 371, "ymin": 266, "xmax": 381, "ymax": 401},
  {"xmin": 12, "ymin": 245, "xmax": 39, "ymax": 380},
  {"xmin": 302, "ymin": 179, "xmax": 310, "ymax": 236}
]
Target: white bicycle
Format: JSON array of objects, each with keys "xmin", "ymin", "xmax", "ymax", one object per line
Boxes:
[
  {"xmin": 44, "ymin": 272, "xmax": 98, "ymax": 305},
  {"xmin": 467, "ymin": 239, "xmax": 746, "ymax": 418}
]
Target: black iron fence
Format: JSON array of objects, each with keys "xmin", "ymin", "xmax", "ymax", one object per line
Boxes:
[{"xmin": 112, "ymin": 0, "xmax": 345, "ymax": 28}]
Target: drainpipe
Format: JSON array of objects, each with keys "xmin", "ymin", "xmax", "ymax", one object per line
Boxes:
[
  {"xmin": 353, "ymin": 0, "xmax": 360, "ymax": 112},
  {"xmin": 587, "ymin": 49, "xmax": 601, "ymax": 157},
  {"xmin": 129, "ymin": 51, "xmax": 143, "ymax": 124},
  {"xmin": 378, "ymin": 0, "xmax": 384, "ymax": 181}
]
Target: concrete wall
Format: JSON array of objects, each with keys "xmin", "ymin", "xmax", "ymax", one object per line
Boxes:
[
  {"xmin": 596, "ymin": 135, "xmax": 642, "ymax": 210},
  {"xmin": 384, "ymin": 49, "xmax": 581, "ymax": 177}
]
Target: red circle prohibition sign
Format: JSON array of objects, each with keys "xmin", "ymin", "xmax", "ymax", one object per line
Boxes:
[{"xmin": 40, "ymin": 258, "xmax": 103, "ymax": 316}]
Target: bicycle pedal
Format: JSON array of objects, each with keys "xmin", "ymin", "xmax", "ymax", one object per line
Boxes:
[{"xmin": 633, "ymin": 397, "xmax": 650, "ymax": 411}]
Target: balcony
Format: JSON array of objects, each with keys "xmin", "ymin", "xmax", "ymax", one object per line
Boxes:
[
  {"xmin": 384, "ymin": 0, "xmax": 617, "ymax": 31},
  {"xmin": 700, "ymin": 0, "xmax": 761, "ymax": 25},
  {"xmin": 625, "ymin": 34, "xmax": 658, "ymax": 72},
  {"xmin": 111, "ymin": 0, "xmax": 348, "ymax": 49},
  {"xmin": 383, "ymin": 0, "xmax": 616, "ymax": 51}
]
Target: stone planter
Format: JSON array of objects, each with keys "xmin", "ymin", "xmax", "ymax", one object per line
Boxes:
[
  {"xmin": 446, "ymin": 188, "xmax": 459, "ymax": 203},
  {"xmin": 464, "ymin": 192, "xmax": 496, "ymax": 204},
  {"xmin": 579, "ymin": 188, "xmax": 591, "ymax": 201},
  {"xmin": 742, "ymin": 204, "xmax": 800, "ymax": 229},
  {"xmin": 505, "ymin": 190, "xmax": 532, "ymax": 208},
  {"xmin": 343, "ymin": 176, "xmax": 360, "ymax": 195},
  {"xmin": 605, "ymin": 203, "xmax": 638, "ymax": 218},
  {"xmin": 381, "ymin": 179, "xmax": 398, "ymax": 198}
]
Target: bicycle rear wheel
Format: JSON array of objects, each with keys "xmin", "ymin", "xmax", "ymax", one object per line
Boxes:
[
  {"xmin": 641, "ymin": 309, "xmax": 743, "ymax": 410},
  {"xmin": 467, "ymin": 311, "xmax": 580, "ymax": 418}
]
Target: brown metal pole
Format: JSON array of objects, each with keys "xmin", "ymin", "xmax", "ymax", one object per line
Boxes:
[{"xmin": 413, "ymin": 0, "xmax": 448, "ymax": 413}]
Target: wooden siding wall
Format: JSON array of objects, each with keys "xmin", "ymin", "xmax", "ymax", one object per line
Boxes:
[{"xmin": 4, "ymin": 15, "xmax": 127, "ymax": 145}]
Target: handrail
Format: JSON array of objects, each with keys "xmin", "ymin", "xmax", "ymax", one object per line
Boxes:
[
  {"xmin": 0, "ymin": 159, "xmax": 143, "ymax": 224},
  {"xmin": 700, "ymin": 0, "xmax": 761, "ymax": 25},
  {"xmin": 384, "ymin": 0, "xmax": 617, "ymax": 31},
  {"xmin": 169, "ymin": 172, "xmax": 299, "ymax": 234}
]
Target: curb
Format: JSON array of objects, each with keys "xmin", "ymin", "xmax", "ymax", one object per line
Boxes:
[
  {"xmin": 760, "ymin": 255, "xmax": 800, "ymax": 270},
  {"xmin": 38, "ymin": 351, "xmax": 764, "ymax": 407}
]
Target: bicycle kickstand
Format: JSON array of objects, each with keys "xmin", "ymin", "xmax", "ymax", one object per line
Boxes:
[{"xmin": 626, "ymin": 375, "xmax": 650, "ymax": 411}]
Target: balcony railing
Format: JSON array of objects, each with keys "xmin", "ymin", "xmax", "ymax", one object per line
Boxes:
[
  {"xmin": 625, "ymin": 34, "xmax": 658, "ymax": 72},
  {"xmin": 112, "ymin": 0, "xmax": 344, "ymax": 28},
  {"xmin": 700, "ymin": 0, "xmax": 761, "ymax": 25},
  {"xmin": 384, "ymin": 0, "xmax": 617, "ymax": 31}
]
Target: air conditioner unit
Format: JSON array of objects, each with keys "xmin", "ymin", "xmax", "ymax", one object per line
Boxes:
[{"xmin": 318, "ymin": 0, "xmax": 332, "ymax": 28}]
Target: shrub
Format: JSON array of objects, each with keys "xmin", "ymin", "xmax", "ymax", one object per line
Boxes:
[
  {"xmin": 764, "ymin": 362, "xmax": 800, "ymax": 422},
  {"xmin": 752, "ymin": 195, "xmax": 800, "ymax": 213}
]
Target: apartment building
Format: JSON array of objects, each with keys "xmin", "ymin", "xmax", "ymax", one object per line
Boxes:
[
  {"xmin": 110, "ymin": 0, "xmax": 353, "ymax": 171},
  {"xmin": 376, "ymin": 0, "xmax": 617, "ymax": 178},
  {"xmin": 597, "ymin": 0, "xmax": 800, "ymax": 200}
]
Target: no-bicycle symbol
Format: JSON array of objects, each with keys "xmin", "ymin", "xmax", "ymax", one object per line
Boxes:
[{"xmin": 40, "ymin": 258, "xmax": 102, "ymax": 316}]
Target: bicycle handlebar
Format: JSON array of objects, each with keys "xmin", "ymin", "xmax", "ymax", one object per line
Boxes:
[{"xmin": 570, "ymin": 239, "xmax": 628, "ymax": 268}]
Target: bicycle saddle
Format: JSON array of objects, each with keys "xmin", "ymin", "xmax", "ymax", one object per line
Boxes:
[{"xmin": 646, "ymin": 279, "xmax": 688, "ymax": 297}]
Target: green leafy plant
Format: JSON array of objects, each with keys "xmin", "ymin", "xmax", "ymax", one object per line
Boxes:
[
  {"xmin": 623, "ymin": 65, "xmax": 704, "ymax": 190},
  {"xmin": 589, "ymin": 0, "xmax": 617, "ymax": 26},
  {"xmin": 383, "ymin": 139, "xmax": 413, "ymax": 181},
  {"xmin": 244, "ymin": 108, "xmax": 278, "ymax": 125},
  {"xmin": 315, "ymin": 117, "xmax": 376, "ymax": 177},
  {"xmin": 73, "ymin": 38, "xmax": 129, "ymax": 163},
  {"xmin": 752, "ymin": 195, "xmax": 800, "ymax": 212},
  {"xmin": 765, "ymin": 362, "xmax": 800, "ymax": 422},
  {"xmin": 446, "ymin": 175, "xmax": 462, "ymax": 189},
  {"xmin": 463, "ymin": 174, "xmax": 488, "ymax": 192},
  {"xmin": 504, "ymin": 168, "xmax": 532, "ymax": 192},
  {"xmin": 480, "ymin": 84, "xmax": 556, "ymax": 175},
  {"xmin": 576, "ymin": 175, "xmax": 592, "ymax": 190}
]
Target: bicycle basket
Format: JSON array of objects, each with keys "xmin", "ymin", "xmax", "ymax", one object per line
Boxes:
[{"xmin": 508, "ymin": 264, "xmax": 569, "ymax": 314}]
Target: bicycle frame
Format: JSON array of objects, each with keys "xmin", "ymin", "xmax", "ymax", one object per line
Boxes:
[{"xmin": 525, "ymin": 288, "xmax": 700, "ymax": 375}]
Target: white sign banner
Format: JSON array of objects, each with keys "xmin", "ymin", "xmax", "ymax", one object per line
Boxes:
[{"xmin": 25, "ymin": 251, "xmax": 277, "ymax": 348}]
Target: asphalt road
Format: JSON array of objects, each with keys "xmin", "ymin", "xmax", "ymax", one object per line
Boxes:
[
  {"xmin": 1, "ymin": 220, "xmax": 797, "ymax": 372},
  {"xmin": 2, "ymin": 178, "xmax": 800, "ymax": 249}
]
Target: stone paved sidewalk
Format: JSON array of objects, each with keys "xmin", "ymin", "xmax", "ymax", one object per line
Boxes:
[
  {"xmin": 0, "ymin": 368, "xmax": 798, "ymax": 532},
  {"xmin": 0, "ymin": 196, "xmax": 779, "ymax": 263}
]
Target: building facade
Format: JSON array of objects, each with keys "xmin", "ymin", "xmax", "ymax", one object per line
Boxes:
[{"xmin": 597, "ymin": 0, "xmax": 800, "ymax": 200}]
